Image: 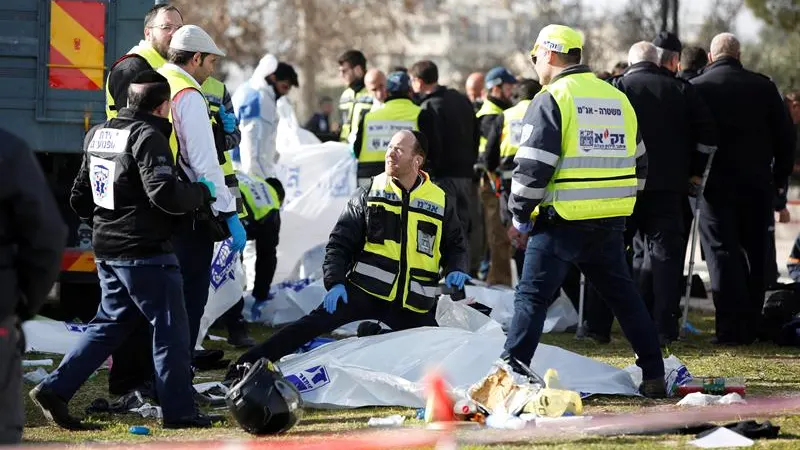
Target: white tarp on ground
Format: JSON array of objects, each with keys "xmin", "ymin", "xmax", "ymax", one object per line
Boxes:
[
  {"xmin": 277, "ymin": 297, "xmax": 638, "ymax": 409},
  {"xmin": 243, "ymin": 280, "xmax": 578, "ymax": 335}
]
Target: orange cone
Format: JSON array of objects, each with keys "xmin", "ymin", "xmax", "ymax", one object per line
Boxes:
[{"xmin": 423, "ymin": 370, "xmax": 455, "ymax": 423}]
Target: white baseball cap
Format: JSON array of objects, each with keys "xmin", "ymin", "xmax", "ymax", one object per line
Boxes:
[{"xmin": 169, "ymin": 25, "xmax": 226, "ymax": 57}]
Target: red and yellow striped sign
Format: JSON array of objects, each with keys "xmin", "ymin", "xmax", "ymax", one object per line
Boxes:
[
  {"xmin": 49, "ymin": 0, "xmax": 106, "ymax": 90},
  {"xmin": 61, "ymin": 249, "xmax": 96, "ymax": 273}
]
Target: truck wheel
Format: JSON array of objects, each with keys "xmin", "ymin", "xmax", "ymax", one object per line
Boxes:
[{"xmin": 59, "ymin": 283, "xmax": 101, "ymax": 323}]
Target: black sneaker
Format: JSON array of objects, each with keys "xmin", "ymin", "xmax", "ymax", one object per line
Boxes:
[
  {"xmin": 639, "ymin": 378, "xmax": 667, "ymax": 399},
  {"xmin": 163, "ymin": 412, "xmax": 226, "ymax": 429},
  {"xmin": 29, "ymin": 384, "xmax": 101, "ymax": 430},
  {"xmin": 227, "ymin": 328, "xmax": 256, "ymax": 349}
]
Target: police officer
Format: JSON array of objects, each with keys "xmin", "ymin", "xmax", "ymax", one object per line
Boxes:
[
  {"xmin": 476, "ymin": 67, "xmax": 517, "ymax": 286},
  {"xmin": 30, "ymin": 71, "xmax": 220, "ymax": 429},
  {"xmin": 228, "ymin": 130, "xmax": 469, "ymax": 369},
  {"xmin": 609, "ymin": 41, "xmax": 717, "ymax": 344},
  {"xmin": 337, "ymin": 50, "xmax": 373, "ymax": 143},
  {"xmin": 484, "ymin": 78, "xmax": 541, "ymax": 276},
  {"xmin": 353, "ymin": 71, "xmax": 440, "ymax": 187},
  {"xmin": 157, "ymin": 25, "xmax": 247, "ymax": 350},
  {"xmin": 0, "ymin": 129, "xmax": 65, "ymax": 443},
  {"xmin": 504, "ymin": 25, "xmax": 665, "ymax": 397},
  {"xmin": 691, "ymin": 33, "xmax": 795, "ymax": 345}
]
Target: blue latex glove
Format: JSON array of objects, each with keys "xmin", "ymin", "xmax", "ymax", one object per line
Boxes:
[
  {"xmin": 220, "ymin": 108, "xmax": 237, "ymax": 134},
  {"xmin": 512, "ymin": 216, "xmax": 533, "ymax": 234},
  {"xmin": 198, "ymin": 177, "xmax": 216, "ymax": 199},
  {"xmin": 445, "ymin": 271, "xmax": 471, "ymax": 290},
  {"xmin": 323, "ymin": 284, "xmax": 348, "ymax": 314},
  {"xmin": 225, "ymin": 215, "xmax": 246, "ymax": 253}
]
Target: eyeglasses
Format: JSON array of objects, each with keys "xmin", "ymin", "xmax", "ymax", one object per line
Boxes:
[{"xmin": 149, "ymin": 24, "xmax": 181, "ymax": 32}]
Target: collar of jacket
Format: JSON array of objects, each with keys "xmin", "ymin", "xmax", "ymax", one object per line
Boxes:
[
  {"xmin": 623, "ymin": 61, "xmax": 660, "ymax": 76},
  {"xmin": 704, "ymin": 56, "xmax": 743, "ymax": 72},
  {"xmin": 389, "ymin": 173, "xmax": 424, "ymax": 193},
  {"xmin": 550, "ymin": 64, "xmax": 592, "ymax": 84},
  {"xmin": 385, "ymin": 94, "xmax": 413, "ymax": 103},
  {"xmin": 349, "ymin": 78, "xmax": 365, "ymax": 93},
  {"xmin": 116, "ymin": 108, "xmax": 173, "ymax": 137},
  {"xmin": 419, "ymin": 84, "xmax": 447, "ymax": 102},
  {"xmin": 486, "ymin": 95, "xmax": 512, "ymax": 110}
]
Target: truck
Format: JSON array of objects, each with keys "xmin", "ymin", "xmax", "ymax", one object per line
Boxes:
[{"xmin": 1, "ymin": 0, "xmax": 156, "ymax": 320}]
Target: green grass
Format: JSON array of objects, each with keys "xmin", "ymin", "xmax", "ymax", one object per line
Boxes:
[{"xmin": 21, "ymin": 310, "xmax": 800, "ymax": 448}]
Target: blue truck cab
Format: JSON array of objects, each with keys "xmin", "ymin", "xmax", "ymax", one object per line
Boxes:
[{"xmin": 1, "ymin": 0, "xmax": 156, "ymax": 316}]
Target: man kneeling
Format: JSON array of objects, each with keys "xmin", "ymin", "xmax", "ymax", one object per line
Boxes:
[{"xmin": 229, "ymin": 130, "xmax": 469, "ymax": 372}]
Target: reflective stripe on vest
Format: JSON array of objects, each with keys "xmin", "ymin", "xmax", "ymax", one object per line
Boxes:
[
  {"xmin": 476, "ymin": 99, "xmax": 504, "ymax": 156},
  {"xmin": 358, "ymin": 99, "xmax": 420, "ymax": 176},
  {"xmin": 500, "ymin": 99, "xmax": 531, "ymax": 165},
  {"xmin": 349, "ymin": 171, "xmax": 445, "ymax": 313},
  {"xmin": 105, "ymin": 43, "xmax": 166, "ymax": 119},
  {"xmin": 538, "ymin": 72, "xmax": 639, "ymax": 221},
  {"xmin": 201, "ymin": 76, "xmax": 245, "ymax": 217},
  {"xmin": 339, "ymin": 86, "xmax": 373, "ymax": 142},
  {"xmin": 238, "ymin": 171, "xmax": 280, "ymax": 221}
]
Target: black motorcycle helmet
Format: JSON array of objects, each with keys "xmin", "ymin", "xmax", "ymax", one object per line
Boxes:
[{"xmin": 225, "ymin": 358, "xmax": 303, "ymax": 435}]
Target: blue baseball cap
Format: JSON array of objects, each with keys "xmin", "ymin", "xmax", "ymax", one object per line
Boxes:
[
  {"xmin": 386, "ymin": 71, "xmax": 410, "ymax": 94},
  {"xmin": 485, "ymin": 66, "xmax": 517, "ymax": 89}
]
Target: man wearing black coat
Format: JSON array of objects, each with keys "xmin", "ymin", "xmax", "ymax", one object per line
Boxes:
[
  {"xmin": 691, "ymin": 33, "xmax": 795, "ymax": 345},
  {"xmin": 409, "ymin": 61, "xmax": 479, "ymax": 254},
  {"xmin": 0, "ymin": 129, "xmax": 66, "ymax": 444},
  {"xmin": 610, "ymin": 41, "xmax": 717, "ymax": 344}
]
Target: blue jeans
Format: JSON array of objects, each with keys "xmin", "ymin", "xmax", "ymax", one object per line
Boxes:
[
  {"xmin": 504, "ymin": 215, "xmax": 665, "ymax": 380},
  {"xmin": 43, "ymin": 254, "xmax": 196, "ymax": 421}
]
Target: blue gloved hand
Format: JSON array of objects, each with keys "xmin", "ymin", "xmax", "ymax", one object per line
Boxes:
[
  {"xmin": 220, "ymin": 108, "xmax": 237, "ymax": 134},
  {"xmin": 225, "ymin": 214, "xmax": 246, "ymax": 253},
  {"xmin": 512, "ymin": 216, "xmax": 533, "ymax": 234},
  {"xmin": 198, "ymin": 177, "xmax": 216, "ymax": 199},
  {"xmin": 445, "ymin": 271, "xmax": 471, "ymax": 290},
  {"xmin": 323, "ymin": 284, "xmax": 348, "ymax": 314}
]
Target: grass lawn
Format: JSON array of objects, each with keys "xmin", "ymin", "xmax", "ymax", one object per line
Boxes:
[{"xmin": 20, "ymin": 310, "xmax": 800, "ymax": 448}]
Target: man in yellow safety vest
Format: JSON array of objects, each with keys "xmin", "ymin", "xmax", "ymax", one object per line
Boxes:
[{"xmin": 501, "ymin": 24, "xmax": 666, "ymax": 398}]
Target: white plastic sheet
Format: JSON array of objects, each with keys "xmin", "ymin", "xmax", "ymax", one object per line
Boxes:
[
  {"xmin": 196, "ymin": 238, "xmax": 245, "ymax": 348},
  {"xmin": 277, "ymin": 299, "xmax": 639, "ymax": 409},
  {"xmin": 22, "ymin": 317, "xmax": 89, "ymax": 354}
]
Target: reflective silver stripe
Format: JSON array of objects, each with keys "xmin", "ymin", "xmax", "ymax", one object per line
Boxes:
[
  {"xmin": 559, "ymin": 156, "xmax": 635, "ymax": 169},
  {"xmin": 635, "ymin": 140, "xmax": 646, "ymax": 158},
  {"xmin": 354, "ymin": 263, "xmax": 395, "ymax": 284},
  {"xmin": 553, "ymin": 185, "xmax": 638, "ymax": 201},
  {"xmin": 516, "ymin": 146, "xmax": 560, "ymax": 166},
  {"xmin": 410, "ymin": 281, "xmax": 439, "ymax": 298},
  {"xmin": 697, "ymin": 143, "xmax": 716, "ymax": 154},
  {"xmin": 638, "ymin": 178, "xmax": 647, "ymax": 190},
  {"xmin": 511, "ymin": 180, "xmax": 545, "ymax": 199}
]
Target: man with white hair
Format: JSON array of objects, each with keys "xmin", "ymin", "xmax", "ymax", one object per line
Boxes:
[
  {"xmin": 690, "ymin": 32, "xmax": 795, "ymax": 345},
  {"xmin": 592, "ymin": 41, "xmax": 717, "ymax": 346}
]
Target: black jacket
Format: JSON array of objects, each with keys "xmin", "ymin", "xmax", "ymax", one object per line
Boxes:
[
  {"xmin": 418, "ymin": 86, "xmax": 479, "ymax": 178},
  {"xmin": 479, "ymin": 97, "xmax": 514, "ymax": 172},
  {"xmin": 322, "ymin": 174, "xmax": 468, "ymax": 291},
  {"xmin": 691, "ymin": 57, "xmax": 795, "ymax": 196},
  {"xmin": 612, "ymin": 62, "xmax": 717, "ymax": 193},
  {"xmin": 352, "ymin": 95, "xmax": 441, "ymax": 178},
  {"xmin": 71, "ymin": 109, "xmax": 213, "ymax": 260},
  {"xmin": 677, "ymin": 69, "xmax": 701, "ymax": 82},
  {"xmin": 304, "ymin": 112, "xmax": 338, "ymax": 142},
  {"xmin": 0, "ymin": 129, "xmax": 66, "ymax": 320}
]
